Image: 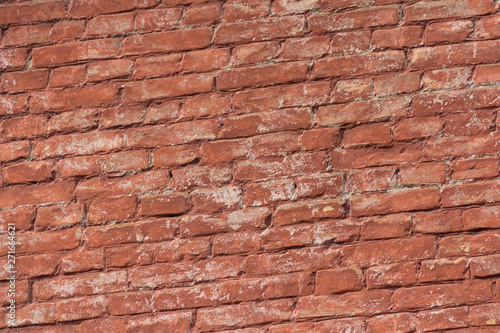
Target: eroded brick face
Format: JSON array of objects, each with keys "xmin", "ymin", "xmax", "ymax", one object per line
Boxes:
[{"xmin": 0, "ymin": 0, "xmax": 499, "ymax": 331}]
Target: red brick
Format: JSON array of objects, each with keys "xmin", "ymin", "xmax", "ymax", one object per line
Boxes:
[
  {"xmin": 374, "ymin": 73, "xmax": 421, "ymax": 96},
  {"xmin": 295, "ymin": 173, "xmax": 342, "ymax": 198},
  {"xmin": 232, "ymin": 41, "xmax": 280, "ymax": 66},
  {"xmin": 155, "ymin": 285, "xmax": 217, "ymax": 311},
  {"xmin": 146, "ymin": 100, "xmax": 181, "ymax": 123},
  {"xmin": 413, "ymin": 210, "xmax": 463, "ymax": 234},
  {"xmin": 273, "ymin": 0, "xmax": 320, "ymax": 13},
  {"xmin": 170, "ymin": 165, "xmax": 231, "ymax": 191},
  {"xmin": 0, "ymin": 0, "xmax": 65, "ymax": 26},
  {"xmin": 233, "ymin": 86, "xmax": 281, "ymax": 113},
  {"xmin": 425, "ymin": 20, "xmax": 474, "ymax": 45},
  {"xmin": 331, "ymin": 31, "xmax": 371, "ymax": 55},
  {"xmin": 192, "ymin": 186, "xmax": 242, "ymax": 212},
  {"xmin": 139, "ymin": 193, "xmax": 189, "ymax": 217},
  {"xmin": 69, "ymin": 0, "xmax": 158, "ymax": 18},
  {"xmin": 318, "ymin": 96, "xmax": 409, "ymax": 125},
  {"xmin": 0, "ymin": 280, "xmax": 29, "ymax": 306},
  {"xmin": 394, "ymin": 116, "xmax": 442, "ymax": 141},
  {"xmin": 463, "ymin": 205, "xmax": 500, "ymax": 230},
  {"xmin": 218, "ymin": 278, "xmax": 264, "ymax": 304},
  {"xmin": 88, "ymin": 196, "xmax": 136, "ymax": 224},
  {"xmin": 56, "ymin": 295, "xmax": 107, "ymax": 322},
  {"xmin": 0, "ymin": 94, "xmax": 29, "ymax": 115},
  {"xmin": 280, "ymin": 36, "xmax": 329, "ymax": 60},
  {"xmin": 134, "ymin": 54, "xmax": 182, "ymax": 79},
  {"xmin": 343, "ymin": 236, "xmax": 436, "ymax": 267},
  {"xmin": 281, "ymin": 82, "xmax": 331, "ymax": 107},
  {"xmin": 104, "ymin": 150, "xmax": 149, "ymax": 173},
  {"xmin": 399, "ymin": 163, "xmax": 447, "ymax": 185},
  {"xmin": 106, "ymin": 244, "xmax": 154, "ymax": 268},
  {"xmin": 438, "ymin": 231, "xmax": 500, "ymax": 256},
  {"xmin": 17, "ymin": 253, "xmax": 59, "ymax": 278},
  {"xmin": 3, "ymin": 161, "xmax": 52, "ymax": 185},
  {"xmin": 273, "ymin": 198, "xmax": 344, "ymax": 226},
  {"xmin": 123, "ymin": 28, "xmax": 211, "ymax": 55},
  {"xmin": 360, "ymin": 213, "xmax": 412, "ymax": 240},
  {"xmin": 442, "ymin": 180, "xmax": 500, "ymax": 207},
  {"xmin": 416, "ymin": 307, "xmax": 470, "ymax": 332},
  {"xmin": 393, "ymin": 280, "xmax": 492, "ymax": 310},
  {"xmin": 84, "ymin": 219, "xmax": 177, "ymax": 247},
  {"xmin": 349, "ymin": 167, "xmax": 396, "ymax": 193},
  {"xmin": 183, "ymin": 48, "xmax": 230, "ymax": 73},
  {"xmin": 0, "ymin": 207, "xmax": 34, "ymax": 232},
  {"xmin": 1, "ymin": 115, "xmax": 47, "ymax": 140},
  {"xmin": 154, "ymin": 144, "xmax": 200, "ymax": 167},
  {"xmin": 79, "ymin": 317, "xmax": 127, "ymax": 333},
  {"xmin": 56, "ymin": 155, "xmax": 102, "ymax": 178},
  {"xmin": 15, "ymin": 302, "xmax": 56, "ymax": 326},
  {"xmin": 134, "ymin": 8, "xmax": 182, "ymax": 31},
  {"xmin": 88, "ymin": 59, "xmax": 134, "ymax": 82},
  {"xmin": 366, "ymin": 262, "xmax": 417, "ymax": 289},
  {"xmin": 76, "ymin": 169, "xmax": 169, "ymax": 199},
  {"xmin": 155, "ymin": 238, "xmax": 209, "ymax": 262},
  {"xmin": 32, "ymin": 39, "xmax": 121, "ymax": 67},
  {"xmin": 310, "ymin": 6, "xmax": 399, "ymax": 33},
  {"xmin": 214, "ymin": 16, "xmax": 304, "ymax": 44},
  {"xmin": 181, "ymin": 93, "xmax": 230, "ymax": 119},
  {"xmin": 297, "ymin": 290, "xmax": 391, "ymax": 319},
  {"xmin": 422, "ymin": 67, "xmax": 472, "ymax": 90},
  {"xmin": 404, "ymin": 0, "xmax": 495, "ymax": 23},
  {"xmin": 331, "ymin": 143, "xmax": 422, "ymax": 169},
  {"xmin": 222, "ymin": 0, "xmax": 270, "ymax": 22},
  {"xmin": 0, "ymin": 48, "xmax": 28, "ymax": 70},
  {"xmin": 251, "ymin": 132, "xmax": 301, "ymax": 157},
  {"xmin": 367, "ymin": 313, "xmax": 416, "ymax": 333},
  {"xmin": 332, "ymin": 78, "xmax": 372, "ymax": 103},
  {"xmin": 4, "ymin": 24, "xmax": 51, "ymax": 46},
  {"xmin": 409, "ymin": 40, "xmax": 500, "ymax": 70},
  {"xmin": 422, "ymin": 133, "xmax": 498, "ymax": 160},
  {"xmin": 1, "ymin": 69, "xmax": 48, "ymax": 93},
  {"xmin": 31, "ymin": 84, "xmax": 118, "ymax": 112},
  {"xmin": 314, "ymin": 51, "xmax": 405, "ymax": 79},
  {"xmin": 246, "ymin": 247, "xmax": 339, "ymax": 276},
  {"xmin": 476, "ymin": 14, "xmax": 500, "ymax": 39},
  {"xmin": 372, "ymin": 26, "xmax": 423, "ymax": 49},
  {"xmin": 213, "ymin": 231, "xmax": 261, "ymax": 254},
  {"xmin": 474, "ymin": 63, "xmax": 500, "ymax": 83},
  {"xmin": 301, "ymin": 128, "xmax": 340, "ymax": 150},
  {"xmin": 193, "ymin": 255, "xmax": 245, "ymax": 282},
  {"xmin": 15, "ymin": 228, "xmax": 80, "ymax": 255},
  {"xmin": 184, "ymin": 3, "xmax": 221, "ymax": 24},
  {"xmin": 0, "ymin": 182, "xmax": 75, "ymax": 208},
  {"xmin": 470, "ymin": 254, "xmax": 500, "ymax": 277},
  {"xmin": 50, "ymin": 20, "xmax": 86, "ymax": 42},
  {"xmin": 34, "ymin": 131, "xmax": 124, "ymax": 158},
  {"xmin": 271, "ymin": 319, "xmax": 364, "ymax": 333},
  {"xmin": 470, "ymin": 303, "xmax": 500, "ymax": 326},
  {"xmin": 316, "ymin": 267, "xmax": 364, "ymax": 294},
  {"xmin": 235, "ymin": 152, "xmax": 327, "ymax": 181},
  {"xmin": 220, "ymin": 108, "xmax": 311, "ymax": 138},
  {"xmin": 61, "ymin": 249, "xmax": 104, "ymax": 274},
  {"xmin": 419, "ymin": 258, "xmax": 467, "ymax": 282},
  {"xmin": 351, "ymin": 187, "xmax": 440, "ymax": 217},
  {"xmin": 197, "ymin": 300, "xmax": 292, "ymax": 330},
  {"xmin": 100, "ymin": 106, "xmax": 146, "ymax": 129},
  {"xmin": 50, "ymin": 65, "xmax": 87, "ymax": 87},
  {"xmin": 452, "ymin": 157, "xmax": 499, "ymax": 180},
  {"xmin": 201, "ymin": 139, "xmax": 248, "ymax": 163},
  {"xmin": 48, "ymin": 109, "xmax": 98, "ymax": 134},
  {"xmin": 445, "ymin": 109, "xmax": 495, "ymax": 136},
  {"xmin": 124, "ymin": 74, "xmax": 213, "ymax": 103},
  {"xmin": 127, "ymin": 312, "xmax": 192, "ymax": 333},
  {"xmin": 108, "ymin": 291, "xmax": 153, "ymax": 315},
  {"xmin": 244, "ymin": 180, "xmax": 294, "ymax": 206},
  {"xmin": 87, "ymin": 12, "xmax": 134, "ymax": 35},
  {"xmin": 218, "ymin": 62, "xmax": 308, "ymax": 91},
  {"xmin": 265, "ymin": 272, "xmax": 313, "ymax": 298},
  {"xmin": 343, "ymin": 123, "xmax": 392, "ymax": 147},
  {"xmin": 180, "ymin": 209, "xmax": 262, "ymax": 238},
  {"xmin": 35, "ymin": 203, "xmax": 83, "ymax": 229}
]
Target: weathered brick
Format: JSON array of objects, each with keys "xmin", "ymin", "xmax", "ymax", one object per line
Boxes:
[
  {"xmin": 425, "ymin": 20, "xmax": 474, "ymax": 45},
  {"xmin": 86, "ymin": 12, "xmax": 134, "ymax": 36},
  {"xmin": 69, "ymin": 0, "xmax": 158, "ymax": 18},
  {"xmin": 0, "ymin": 0, "xmax": 65, "ymax": 26},
  {"xmin": 404, "ymin": 0, "xmax": 495, "ymax": 23}
]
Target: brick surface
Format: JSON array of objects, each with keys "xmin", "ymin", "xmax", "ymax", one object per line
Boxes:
[{"xmin": 1, "ymin": 1, "xmax": 498, "ymax": 330}]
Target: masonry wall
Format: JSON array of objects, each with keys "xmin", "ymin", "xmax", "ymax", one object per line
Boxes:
[{"xmin": 0, "ymin": 0, "xmax": 500, "ymax": 331}]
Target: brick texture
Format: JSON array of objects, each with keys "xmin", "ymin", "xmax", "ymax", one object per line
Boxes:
[{"xmin": 0, "ymin": 0, "xmax": 499, "ymax": 331}]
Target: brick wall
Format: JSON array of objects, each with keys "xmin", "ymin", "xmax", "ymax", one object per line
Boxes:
[{"xmin": 1, "ymin": 0, "xmax": 500, "ymax": 331}]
